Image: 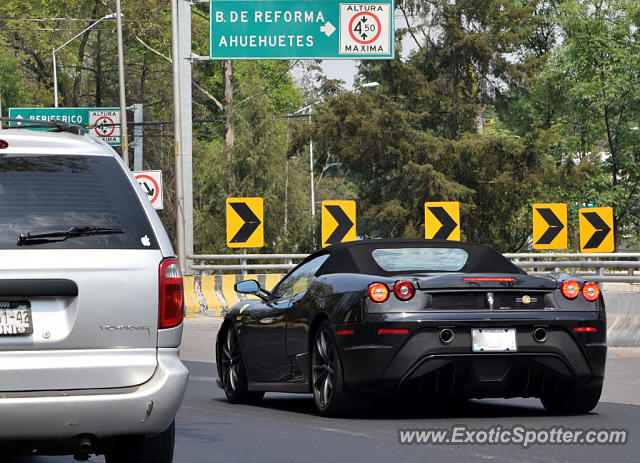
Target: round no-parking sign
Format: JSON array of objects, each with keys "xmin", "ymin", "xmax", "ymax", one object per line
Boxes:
[{"xmin": 340, "ymin": 4, "xmax": 391, "ymax": 55}]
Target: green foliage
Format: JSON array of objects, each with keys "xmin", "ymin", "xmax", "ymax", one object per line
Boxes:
[
  {"xmin": 525, "ymin": 0, "xmax": 640, "ymax": 242},
  {"xmin": 3, "ymin": 0, "xmax": 640, "ymax": 254},
  {"xmin": 0, "ymin": 49, "xmax": 27, "ymax": 114}
]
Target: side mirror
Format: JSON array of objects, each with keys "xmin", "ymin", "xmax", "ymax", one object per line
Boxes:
[{"xmin": 235, "ymin": 279, "xmax": 260, "ymax": 295}]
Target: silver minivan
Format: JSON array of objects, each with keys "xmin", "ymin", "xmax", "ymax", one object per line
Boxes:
[{"xmin": 0, "ymin": 120, "xmax": 188, "ymax": 461}]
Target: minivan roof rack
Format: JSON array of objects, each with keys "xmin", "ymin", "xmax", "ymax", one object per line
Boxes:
[{"xmin": 0, "ymin": 117, "xmax": 85, "ymax": 136}]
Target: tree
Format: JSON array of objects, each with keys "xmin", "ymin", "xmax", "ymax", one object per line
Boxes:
[
  {"xmin": 193, "ymin": 61, "xmax": 316, "ymax": 253},
  {"xmin": 534, "ymin": 0, "xmax": 640, "ymax": 242},
  {"xmin": 303, "ymin": 0, "xmax": 561, "ymax": 251}
]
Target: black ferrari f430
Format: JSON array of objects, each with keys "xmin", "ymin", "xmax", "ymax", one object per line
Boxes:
[{"xmin": 216, "ymin": 239, "xmax": 606, "ymax": 416}]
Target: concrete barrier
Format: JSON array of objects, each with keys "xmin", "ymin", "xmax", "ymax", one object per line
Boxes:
[
  {"xmin": 183, "ymin": 274, "xmax": 282, "ymax": 317},
  {"xmin": 183, "ymin": 277, "xmax": 639, "ymax": 346},
  {"xmin": 602, "ymin": 283, "xmax": 640, "ymax": 347}
]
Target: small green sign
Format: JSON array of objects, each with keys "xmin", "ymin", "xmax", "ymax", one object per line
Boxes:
[
  {"xmin": 8, "ymin": 107, "xmax": 122, "ymax": 146},
  {"xmin": 209, "ymin": 0, "xmax": 394, "ymax": 60}
]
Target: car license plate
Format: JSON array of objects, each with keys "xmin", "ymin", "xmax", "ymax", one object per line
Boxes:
[
  {"xmin": 0, "ymin": 301, "xmax": 33, "ymax": 336},
  {"xmin": 472, "ymin": 328, "xmax": 516, "ymax": 352}
]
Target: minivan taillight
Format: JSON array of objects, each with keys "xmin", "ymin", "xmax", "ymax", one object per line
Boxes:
[{"xmin": 159, "ymin": 257, "xmax": 184, "ymax": 329}]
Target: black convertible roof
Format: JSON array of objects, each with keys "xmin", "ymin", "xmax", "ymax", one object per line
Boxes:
[{"xmin": 309, "ymin": 239, "xmax": 525, "ymax": 276}]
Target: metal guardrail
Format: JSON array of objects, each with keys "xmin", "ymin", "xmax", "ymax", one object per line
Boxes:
[
  {"xmin": 188, "ymin": 253, "xmax": 640, "ymax": 282},
  {"xmin": 189, "ymin": 254, "xmax": 307, "ymax": 273},
  {"xmin": 504, "ymin": 253, "xmax": 640, "ymax": 283}
]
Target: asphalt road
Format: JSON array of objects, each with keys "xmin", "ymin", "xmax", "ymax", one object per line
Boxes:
[{"xmin": 9, "ymin": 317, "xmax": 640, "ymax": 462}]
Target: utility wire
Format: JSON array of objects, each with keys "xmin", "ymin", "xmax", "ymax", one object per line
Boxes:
[
  {"xmin": 0, "ymin": 17, "xmax": 152, "ymax": 22},
  {"xmin": 0, "ymin": 27, "xmax": 115, "ymax": 32}
]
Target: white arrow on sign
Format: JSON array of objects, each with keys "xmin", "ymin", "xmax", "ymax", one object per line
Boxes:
[{"xmin": 321, "ymin": 21, "xmax": 336, "ymax": 37}]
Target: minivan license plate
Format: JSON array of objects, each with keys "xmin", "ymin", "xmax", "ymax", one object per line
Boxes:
[
  {"xmin": 472, "ymin": 328, "xmax": 516, "ymax": 352},
  {"xmin": 0, "ymin": 301, "xmax": 33, "ymax": 335}
]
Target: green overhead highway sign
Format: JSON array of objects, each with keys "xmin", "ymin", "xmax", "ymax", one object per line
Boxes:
[
  {"xmin": 209, "ymin": 0, "xmax": 394, "ymax": 60},
  {"xmin": 8, "ymin": 107, "xmax": 121, "ymax": 146}
]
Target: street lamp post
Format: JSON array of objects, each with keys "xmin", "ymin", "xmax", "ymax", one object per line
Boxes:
[
  {"xmin": 290, "ymin": 82, "xmax": 380, "ymax": 227},
  {"xmin": 115, "ymin": 0, "xmax": 129, "ymax": 167},
  {"xmin": 52, "ymin": 13, "xmax": 116, "ymax": 108}
]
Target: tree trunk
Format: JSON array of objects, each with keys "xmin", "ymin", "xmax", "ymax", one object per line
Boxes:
[
  {"xmin": 224, "ymin": 60, "xmax": 236, "ymax": 193},
  {"xmin": 95, "ymin": 30, "xmax": 103, "ymax": 107}
]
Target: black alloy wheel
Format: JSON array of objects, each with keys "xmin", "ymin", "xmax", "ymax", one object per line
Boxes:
[
  {"xmin": 311, "ymin": 320, "xmax": 370, "ymax": 417},
  {"xmin": 220, "ymin": 324, "xmax": 264, "ymax": 404},
  {"xmin": 313, "ymin": 327, "xmax": 336, "ymax": 409}
]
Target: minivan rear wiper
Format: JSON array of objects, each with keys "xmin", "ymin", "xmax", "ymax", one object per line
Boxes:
[{"xmin": 17, "ymin": 226, "xmax": 124, "ymax": 246}]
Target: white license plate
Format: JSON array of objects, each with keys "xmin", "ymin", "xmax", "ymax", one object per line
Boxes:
[
  {"xmin": 0, "ymin": 301, "xmax": 33, "ymax": 336},
  {"xmin": 472, "ymin": 328, "xmax": 517, "ymax": 352}
]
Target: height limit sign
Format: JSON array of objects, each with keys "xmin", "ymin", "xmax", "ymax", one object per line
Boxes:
[
  {"xmin": 340, "ymin": 4, "xmax": 391, "ymax": 55},
  {"xmin": 89, "ymin": 109, "xmax": 121, "ymax": 145}
]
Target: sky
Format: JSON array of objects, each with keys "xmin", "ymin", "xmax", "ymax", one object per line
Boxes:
[
  {"xmin": 316, "ymin": 13, "xmax": 417, "ymax": 89},
  {"xmin": 321, "ymin": 60, "xmax": 359, "ymax": 89}
]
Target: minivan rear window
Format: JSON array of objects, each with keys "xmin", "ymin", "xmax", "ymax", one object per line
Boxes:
[{"xmin": 0, "ymin": 155, "xmax": 158, "ymax": 249}]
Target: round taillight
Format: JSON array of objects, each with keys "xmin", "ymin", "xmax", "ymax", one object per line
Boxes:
[
  {"xmin": 582, "ymin": 282, "xmax": 600, "ymax": 302},
  {"xmin": 368, "ymin": 283, "xmax": 390, "ymax": 303},
  {"xmin": 393, "ymin": 281, "xmax": 415, "ymax": 301},
  {"xmin": 560, "ymin": 280, "xmax": 580, "ymax": 299},
  {"xmin": 0, "ymin": 140, "xmax": 8, "ymax": 149}
]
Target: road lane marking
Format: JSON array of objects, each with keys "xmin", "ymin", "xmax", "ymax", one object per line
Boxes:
[{"xmin": 190, "ymin": 375, "xmax": 217, "ymax": 383}]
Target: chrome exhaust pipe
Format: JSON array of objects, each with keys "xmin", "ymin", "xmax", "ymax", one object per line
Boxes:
[
  {"xmin": 439, "ymin": 328, "xmax": 454, "ymax": 344},
  {"xmin": 77, "ymin": 435, "xmax": 93, "ymax": 454},
  {"xmin": 533, "ymin": 327, "xmax": 547, "ymax": 343}
]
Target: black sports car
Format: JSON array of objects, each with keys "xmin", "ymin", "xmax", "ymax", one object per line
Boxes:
[{"xmin": 216, "ymin": 239, "xmax": 606, "ymax": 416}]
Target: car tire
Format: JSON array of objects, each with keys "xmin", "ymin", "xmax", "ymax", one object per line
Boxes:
[
  {"xmin": 105, "ymin": 420, "xmax": 175, "ymax": 463},
  {"xmin": 311, "ymin": 320, "xmax": 370, "ymax": 417},
  {"xmin": 219, "ymin": 324, "xmax": 265, "ymax": 404},
  {"xmin": 540, "ymin": 385, "xmax": 602, "ymax": 414}
]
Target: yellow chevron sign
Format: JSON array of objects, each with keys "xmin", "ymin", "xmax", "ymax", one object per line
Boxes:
[
  {"xmin": 321, "ymin": 201, "xmax": 356, "ymax": 248},
  {"xmin": 579, "ymin": 207, "xmax": 614, "ymax": 253},
  {"xmin": 424, "ymin": 202, "xmax": 460, "ymax": 241},
  {"xmin": 533, "ymin": 203, "xmax": 567, "ymax": 250},
  {"xmin": 226, "ymin": 197, "xmax": 264, "ymax": 248}
]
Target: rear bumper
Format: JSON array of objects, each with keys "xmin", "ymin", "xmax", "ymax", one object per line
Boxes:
[
  {"xmin": 338, "ymin": 311, "xmax": 606, "ymax": 398},
  {"xmin": 0, "ymin": 348, "xmax": 188, "ymax": 440}
]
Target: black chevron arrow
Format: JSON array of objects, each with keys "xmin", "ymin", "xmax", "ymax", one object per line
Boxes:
[
  {"xmin": 143, "ymin": 182, "xmax": 154, "ymax": 197},
  {"xmin": 429, "ymin": 206, "xmax": 457, "ymax": 239},
  {"xmin": 535, "ymin": 208, "xmax": 564, "ymax": 245},
  {"xmin": 230, "ymin": 202, "xmax": 261, "ymax": 243},
  {"xmin": 582, "ymin": 211, "xmax": 611, "ymax": 249},
  {"xmin": 325, "ymin": 205, "xmax": 354, "ymax": 245}
]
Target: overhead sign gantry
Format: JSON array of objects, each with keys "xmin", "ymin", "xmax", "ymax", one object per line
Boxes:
[{"xmin": 209, "ymin": 0, "xmax": 394, "ymax": 60}]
